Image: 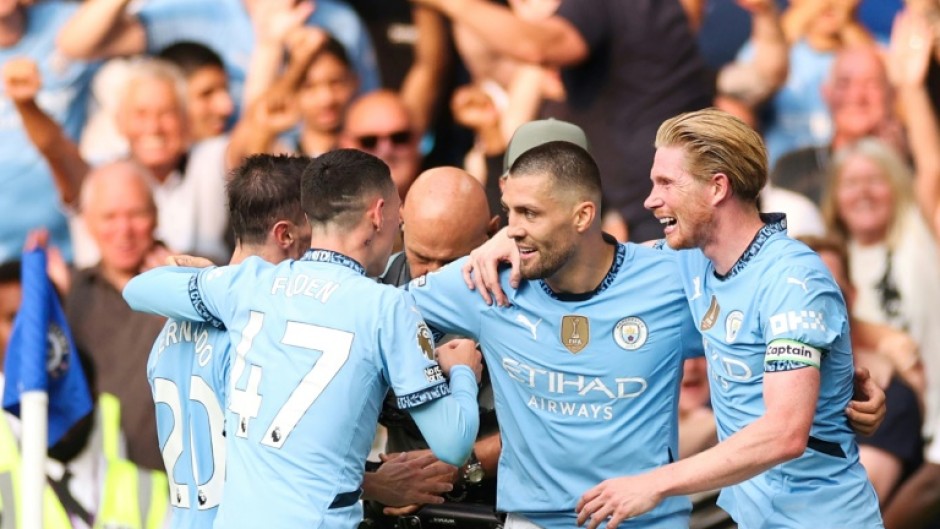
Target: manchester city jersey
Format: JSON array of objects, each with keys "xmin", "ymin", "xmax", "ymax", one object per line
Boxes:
[
  {"xmin": 147, "ymin": 320, "xmax": 230, "ymax": 528},
  {"xmin": 666, "ymin": 214, "xmax": 882, "ymax": 528},
  {"xmin": 409, "ymin": 240, "xmax": 702, "ymax": 529},
  {"xmin": 147, "ymin": 250, "xmax": 456, "ymax": 528}
]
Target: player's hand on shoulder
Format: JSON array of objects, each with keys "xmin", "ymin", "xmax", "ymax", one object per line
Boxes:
[
  {"xmin": 436, "ymin": 339, "xmax": 482, "ymax": 383},
  {"xmin": 462, "ymin": 228, "xmax": 518, "ymax": 307},
  {"xmin": 163, "ymin": 253, "xmax": 216, "ymax": 268}
]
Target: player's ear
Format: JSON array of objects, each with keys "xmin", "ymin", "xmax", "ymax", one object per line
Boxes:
[
  {"xmin": 271, "ymin": 220, "xmax": 293, "ymax": 249},
  {"xmin": 711, "ymin": 172, "xmax": 731, "ymax": 205},
  {"xmin": 367, "ymin": 196, "xmax": 387, "ymax": 232},
  {"xmin": 486, "ymin": 214, "xmax": 501, "ymax": 237},
  {"xmin": 573, "ymin": 201, "xmax": 596, "ymax": 233}
]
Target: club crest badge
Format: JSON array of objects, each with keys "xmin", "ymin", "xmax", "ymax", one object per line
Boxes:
[
  {"xmin": 46, "ymin": 323, "xmax": 70, "ymax": 379},
  {"xmin": 613, "ymin": 317, "xmax": 648, "ymax": 351},
  {"xmin": 560, "ymin": 315, "xmax": 589, "ymax": 354},
  {"xmin": 700, "ymin": 295, "xmax": 721, "ymax": 331},
  {"xmin": 725, "ymin": 311, "xmax": 744, "ymax": 343}
]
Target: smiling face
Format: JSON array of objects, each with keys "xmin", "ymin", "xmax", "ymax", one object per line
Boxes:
[
  {"xmin": 185, "ymin": 65, "xmax": 233, "ymax": 140},
  {"xmin": 299, "ymin": 53, "xmax": 357, "ymax": 134},
  {"xmin": 118, "ymin": 77, "xmax": 188, "ymax": 178},
  {"xmin": 834, "ymin": 153, "xmax": 894, "ymax": 245},
  {"xmin": 644, "ymin": 146, "xmax": 715, "ymax": 250},
  {"xmin": 83, "ymin": 165, "xmax": 157, "ymax": 275},
  {"xmin": 825, "ymin": 48, "xmax": 890, "ymax": 142},
  {"xmin": 502, "ymin": 172, "xmax": 579, "ymax": 281}
]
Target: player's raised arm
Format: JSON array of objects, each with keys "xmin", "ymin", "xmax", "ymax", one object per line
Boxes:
[{"xmin": 123, "ymin": 265, "xmax": 211, "ymax": 322}]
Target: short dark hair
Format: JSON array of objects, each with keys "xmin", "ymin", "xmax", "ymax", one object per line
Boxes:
[
  {"xmin": 509, "ymin": 140, "xmax": 602, "ymax": 203},
  {"xmin": 318, "ymin": 34, "xmax": 352, "ymax": 70},
  {"xmin": 227, "ymin": 154, "xmax": 309, "ymax": 245},
  {"xmin": 301, "ymin": 149, "xmax": 394, "ymax": 227},
  {"xmin": 158, "ymin": 41, "xmax": 226, "ymax": 78},
  {"xmin": 0, "ymin": 260, "xmax": 21, "ymax": 285}
]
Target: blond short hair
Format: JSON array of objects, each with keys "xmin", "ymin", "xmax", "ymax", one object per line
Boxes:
[{"xmin": 655, "ymin": 108, "xmax": 768, "ymax": 204}]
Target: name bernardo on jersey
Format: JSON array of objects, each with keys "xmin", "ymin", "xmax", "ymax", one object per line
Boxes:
[
  {"xmin": 502, "ymin": 358, "xmax": 648, "ymax": 421},
  {"xmin": 156, "ymin": 320, "xmax": 215, "ymax": 366}
]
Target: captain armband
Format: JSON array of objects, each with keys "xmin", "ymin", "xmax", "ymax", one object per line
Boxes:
[{"xmin": 764, "ymin": 339, "xmax": 822, "ymax": 372}]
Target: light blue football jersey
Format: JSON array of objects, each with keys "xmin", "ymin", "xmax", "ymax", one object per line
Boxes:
[
  {"xmin": 126, "ymin": 250, "xmax": 473, "ymax": 528},
  {"xmin": 0, "ymin": 0, "xmax": 98, "ymax": 262},
  {"xmin": 408, "ymin": 240, "xmax": 703, "ymax": 529},
  {"xmin": 147, "ymin": 319, "xmax": 230, "ymax": 528},
  {"xmin": 665, "ymin": 214, "xmax": 883, "ymax": 528}
]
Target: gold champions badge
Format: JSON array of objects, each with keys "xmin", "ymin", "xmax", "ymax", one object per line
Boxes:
[
  {"xmin": 561, "ymin": 315, "xmax": 589, "ymax": 354},
  {"xmin": 700, "ymin": 295, "xmax": 721, "ymax": 331}
]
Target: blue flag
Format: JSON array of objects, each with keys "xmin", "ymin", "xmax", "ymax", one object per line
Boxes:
[{"xmin": 3, "ymin": 247, "xmax": 93, "ymax": 447}]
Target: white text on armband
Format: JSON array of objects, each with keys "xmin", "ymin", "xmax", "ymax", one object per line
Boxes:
[{"xmin": 764, "ymin": 339, "xmax": 822, "ymax": 371}]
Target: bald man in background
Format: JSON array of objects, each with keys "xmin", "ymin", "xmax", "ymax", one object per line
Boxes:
[
  {"xmin": 65, "ymin": 161, "xmax": 168, "ymax": 470},
  {"xmin": 368, "ymin": 166, "xmax": 501, "ymax": 527}
]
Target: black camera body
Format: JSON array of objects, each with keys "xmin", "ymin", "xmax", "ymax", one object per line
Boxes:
[{"xmin": 394, "ymin": 503, "xmax": 505, "ymax": 529}]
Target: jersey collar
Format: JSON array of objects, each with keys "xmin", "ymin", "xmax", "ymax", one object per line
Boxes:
[
  {"xmin": 715, "ymin": 212, "xmax": 787, "ymax": 281},
  {"xmin": 301, "ymin": 249, "xmax": 366, "ymax": 276},
  {"xmin": 538, "ymin": 233, "xmax": 625, "ymax": 302}
]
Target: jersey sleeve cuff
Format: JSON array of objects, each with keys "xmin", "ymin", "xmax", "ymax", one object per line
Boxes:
[{"xmin": 189, "ymin": 272, "xmax": 225, "ymax": 329}]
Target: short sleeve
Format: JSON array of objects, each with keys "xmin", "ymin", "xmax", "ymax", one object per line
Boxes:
[
  {"xmin": 761, "ymin": 266, "xmax": 847, "ymax": 371},
  {"xmin": 381, "ymin": 290, "xmax": 451, "ymax": 410},
  {"xmin": 405, "ymin": 257, "xmax": 490, "ymax": 340}
]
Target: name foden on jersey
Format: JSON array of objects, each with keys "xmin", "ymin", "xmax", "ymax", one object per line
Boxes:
[{"xmin": 270, "ymin": 275, "xmax": 341, "ymax": 302}]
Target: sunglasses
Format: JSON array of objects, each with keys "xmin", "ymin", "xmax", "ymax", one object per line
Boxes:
[{"xmin": 355, "ymin": 130, "xmax": 412, "ymax": 150}]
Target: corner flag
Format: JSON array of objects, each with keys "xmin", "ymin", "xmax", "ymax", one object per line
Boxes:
[{"xmin": 2, "ymin": 247, "xmax": 93, "ymax": 446}]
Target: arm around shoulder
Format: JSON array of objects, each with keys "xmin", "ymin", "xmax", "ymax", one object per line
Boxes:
[{"xmin": 122, "ymin": 266, "xmax": 205, "ymax": 321}]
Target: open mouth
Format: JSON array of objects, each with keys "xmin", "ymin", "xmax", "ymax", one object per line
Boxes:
[
  {"xmin": 518, "ymin": 246, "xmax": 537, "ymax": 259},
  {"xmin": 660, "ymin": 217, "xmax": 677, "ymax": 228}
]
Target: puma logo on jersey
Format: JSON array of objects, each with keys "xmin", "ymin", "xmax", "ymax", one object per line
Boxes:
[
  {"xmin": 690, "ymin": 276, "xmax": 703, "ymax": 301},
  {"xmin": 516, "ymin": 314, "xmax": 542, "ymax": 340},
  {"xmin": 786, "ymin": 277, "xmax": 809, "ymax": 293}
]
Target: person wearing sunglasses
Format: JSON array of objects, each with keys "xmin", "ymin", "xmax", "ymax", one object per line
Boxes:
[{"xmin": 340, "ymin": 90, "xmax": 422, "ymax": 200}]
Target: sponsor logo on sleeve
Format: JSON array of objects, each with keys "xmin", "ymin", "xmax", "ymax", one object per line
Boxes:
[
  {"xmin": 613, "ymin": 317, "xmax": 648, "ymax": 351},
  {"xmin": 700, "ymin": 295, "xmax": 721, "ymax": 331},
  {"xmin": 769, "ymin": 310, "xmax": 826, "ymax": 336},
  {"xmin": 764, "ymin": 339, "xmax": 822, "ymax": 369},
  {"xmin": 560, "ymin": 315, "xmax": 589, "ymax": 354},
  {"xmin": 725, "ymin": 310, "xmax": 743, "ymax": 343},
  {"xmin": 424, "ymin": 365, "xmax": 444, "ymax": 383}
]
